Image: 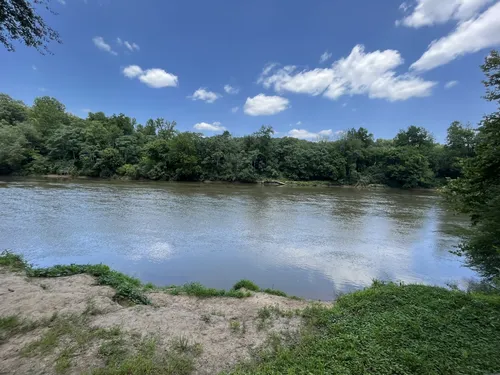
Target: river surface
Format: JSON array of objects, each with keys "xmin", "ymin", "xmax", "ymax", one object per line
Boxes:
[{"xmin": 0, "ymin": 178, "xmax": 476, "ymax": 300}]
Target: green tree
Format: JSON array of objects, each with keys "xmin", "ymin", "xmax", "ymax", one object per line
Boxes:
[
  {"xmin": 0, "ymin": 94, "xmax": 28, "ymax": 125},
  {"xmin": 445, "ymin": 50, "xmax": 500, "ymax": 279},
  {"xmin": 394, "ymin": 125, "xmax": 434, "ymax": 149},
  {"xmin": 0, "ymin": 0, "xmax": 61, "ymax": 53}
]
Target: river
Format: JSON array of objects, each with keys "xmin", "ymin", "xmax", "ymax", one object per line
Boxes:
[{"xmin": 0, "ymin": 178, "xmax": 476, "ymax": 300}]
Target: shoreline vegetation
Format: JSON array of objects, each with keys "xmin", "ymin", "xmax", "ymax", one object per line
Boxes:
[
  {"xmin": 1, "ymin": 92, "xmax": 477, "ymax": 189},
  {"xmin": 2, "ymin": 251, "xmax": 500, "ymax": 375}
]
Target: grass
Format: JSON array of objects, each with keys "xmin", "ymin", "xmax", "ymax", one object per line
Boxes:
[
  {"xmin": 91, "ymin": 337, "xmax": 198, "ymax": 375},
  {"xmin": 164, "ymin": 282, "xmax": 252, "ymax": 298},
  {"xmin": 0, "ymin": 249, "xmax": 29, "ymax": 271},
  {"xmin": 232, "ymin": 279, "xmax": 260, "ymax": 292},
  {"xmin": 228, "ymin": 282, "xmax": 500, "ymax": 375},
  {"xmin": 0, "ymin": 316, "xmax": 37, "ymax": 343},
  {"xmin": 1, "ymin": 251, "xmax": 296, "ymax": 303}
]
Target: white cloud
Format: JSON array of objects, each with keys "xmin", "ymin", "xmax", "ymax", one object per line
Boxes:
[
  {"xmin": 224, "ymin": 84, "xmax": 239, "ymax": 94},
  {"xmin": 445, "ymin": 80, "xmax": 459, "ymax": 88},
  {"xmin": 82, "ymin": 108, "xmax": 92, "ymax": 113},
  {"xmin": 231, "ymin": 106, "xmax": 239, "ymax": 113},
  {"xmin": 57, "ymin": 0, "xmax": 66, "ymax": 4},
  {"xmin": 397, "ymin": 0, "xmax": 493, "ymax": 28},
  {"xmin": 189, "ymin": 88, "xmax": 221, "ymax": 103},
  {"xmin": 32, "ymin": 65, "xmax": 37, "ymax": 71},
  {"xmin": 193, "ymin": 122, "xmax": 226, "ymax": 132},
  {"xmin": 244, "ymin": 94, "xmax": 290, "ymax": 116},
  {"xmin": 399, "ymin": 2, "xmax": 410, "ymax": 12},
  {"xmin": 259, "ymin": 45, "xmax": 436, "ymax": 102},
  {"xmin": 38, "ymin": 87, "xmax": 47, "ymax": 92},
  {"xmin": 132, "ymin": 42, "xmax": 140, "ymax": 51},
  {"xmin": 319, "ymin": 51, "xmax": 332, "ymax": 63},
  {"xmin": 288, "ymin": 128, "xmax": 333, "ymax": 140},
  {"xmin": 122, "ymin": 65, "xmax": 143, "ymax": 78},
  {"xmin": 296, "ymin": 121, "xmax": 302, "ymax": 125},
  {"xmin": 411, "ymin": 2, "xmax": 500, "ymax": 71},
  {"xmin": 116, "ymin": 37, "xmax": 123, "ymax": 45},
  {"xmin": 139, "ymin": 69, "xmax": 178, "ymax": 88},
  {"xmin": 122, "ymin": 65, "xmax": 178, "ymax": 88},
  {"xmin": 92, "ymin": 36, "xmax": 117, "ymax": 55}
]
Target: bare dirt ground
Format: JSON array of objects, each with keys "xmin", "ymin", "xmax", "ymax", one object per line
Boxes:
[{"xmin": 0, "ymin": 270, "xmax": 325, "ymax": 375}]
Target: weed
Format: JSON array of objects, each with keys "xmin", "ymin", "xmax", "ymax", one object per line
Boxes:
[
  {"xmin": 55, "ymin": 349, "xmax": 72, "ymax": 374},
  {"xmin": 167, "ymin": 282, "xmax": 252, "ymax": 299},
  {"xmin": 229, "ymin": 283, "xmax": 500, "ymax": 375},
  {"xmin": 0, "ymin": 250, "xmax": 29, "ymax": 271},
  {"xmin": 98, "ymin": 337, "xmax": 128, "ymax": 365},
  {"xmin": 262, "ymin": 288, "xmax": 287, "ymax": 297},
  {"xmin": 170, "ymin": 336, "xmax": 203, "ymax": 357},
  {"xmin": 26, "ymin": 263, "xmax": 150, "ymax": 305},
  {"xmin": 229, "ymin": 320, "xmax": 241, "ymax": 333},
  {"xmin": 0, "ymin": 315, "xmax": 39, "ymax": 343},
  {"xmin": 92, "ymin": 338, "xmax": 195, "ymax": 375},
  {"xmin": 232, "ymin": 279, "xmax": 260, "ymax": 292}
]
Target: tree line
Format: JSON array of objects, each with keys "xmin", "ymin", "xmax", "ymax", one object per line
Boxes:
[{"xmin": 0, "ymin": 95, "xmax": 477, "ymax": 188}]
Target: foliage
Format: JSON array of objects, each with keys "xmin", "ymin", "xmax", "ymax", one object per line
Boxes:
[
  {"xmin": 261, "ymin": 288, "xmax": 288, "ymax": 297},
  {"xmin": 0, "ymin": 0, "xmax": 61, "ymax": 53},
  {"xmin": 232, "ymin": 279, "xmax": 260, "ymax": 291},
  {"xmin": 228, "ymin": 282, "xmax": 500, "ymax": 375},
  {"xmin": 0, "ymin": 93, "xmax": 477, "ymax": 188},
  {"xmin": 0, "ymin": 250, "xmax": 29, "ymax": 271},
  {"xmin": 444, "ymin": 50, "xmax": 500, "ymax": 280},
  {"xmin": 165, "ymin": 282, "xmax": 252, "ymax": 298},
  {"xmin": 28, "ymin": 264, "xmax": 150, "ymax": 305}
]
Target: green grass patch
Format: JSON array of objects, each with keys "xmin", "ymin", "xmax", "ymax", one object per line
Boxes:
[
  {"xmin": 165, "ymin": 282, "xmax": 252, "ymax": 298},
  {"xmin": 29, "ymin": 264, "xmax": 150, "ymax": 305},
  {"xmin": 92, "ymin": 337, "xmax": 198, "ymax": 375},
  {"xmin": 0, "ymin": 315, "xmax": 38, "ymax": 343},
  {"xmin": 0, "ymin": 250, "xmax": 29, "ymax": 271},
  {"xmin": 262, "ymin": 288, "xmax": 287, "ymax": 297},
  {"xmin": 232, "ymin": 279, "xmax": 260, "ymax": 292},
  {"xmin": 229, "ymin": 282, "xmax": 500, "ymax": 375}
]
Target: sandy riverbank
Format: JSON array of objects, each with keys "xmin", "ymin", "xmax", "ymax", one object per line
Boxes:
[{"xmin": 0, "ymin": 268, "xmax": 320, "ymax": 375}]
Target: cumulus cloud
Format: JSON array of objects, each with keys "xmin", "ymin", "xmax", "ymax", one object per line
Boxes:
[
  {"xmin": 445, "ymin": 80, "xmax": 459, "ymax": 88},
  {"xmin": 189, "ymin": 88, "xmax": 221, "ymax": 103},
  {"xmin": 397, "ymin": 0, "xmax": 493, "ymax": 28},
  {"xmin": 224, "ymin": 85, "xmax": 239, "ymax": 94},
  {"xmin": 288, "ymin": 129, "xmax": 333, "ymax": 140},
  {"xmin": 411, "ymin": 2, "xmax": 500, "ymax": 71},
  {"xmin": 244, "ymin": 94, "xmax": 290, "ymax": 116},
  {"xmin": 92, "ymin": 36, "xmax": 117, "ymax": 55},
  {"xmin": 319, "ymin": 51, "xmax": 332, "ymax": 63},
  {"xmin": 231, "ymin": 106, "xmax": 239, "ymax": 113},
  {"xmin": 259, "ymin": 45, "xmax": 436, "ymax": 102},
  {"xmin": 193, "ymin": 121, "xmax": 226, "ymax": 132},
  {"xmin": 122, "ymin": 65, "xmax": 178, "ymax": 88}
]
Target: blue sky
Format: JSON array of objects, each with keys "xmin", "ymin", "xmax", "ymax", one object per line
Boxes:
[{"xmin": 1, "ymin": 0, "xmax": 500, "ymax": 142}]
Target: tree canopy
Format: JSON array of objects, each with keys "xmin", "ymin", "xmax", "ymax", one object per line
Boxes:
[
  {"xmin": 445, "ymin": 50, "xmax": 500, "ymax": 280},
  {"xmin": 0, "ymin": 94, "xmax": 476, "ymax": 189},
  {"xmin": 0, "ymin": 0, "xmax": 60, "ymax": 53}
]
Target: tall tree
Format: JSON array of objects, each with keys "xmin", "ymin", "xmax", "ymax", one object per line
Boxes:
[
  {"xmin": 0, "ymin": 0, "xmax": 61, "ymax": 53},
  {"xmin": 445, "ymin": 50, "xmax": 500, "ymax": 279}
]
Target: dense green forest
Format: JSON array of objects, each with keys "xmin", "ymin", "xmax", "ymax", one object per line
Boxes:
[{"xmin": 0, "ymin": 94, "xmax": 476, "ymax": 188}]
